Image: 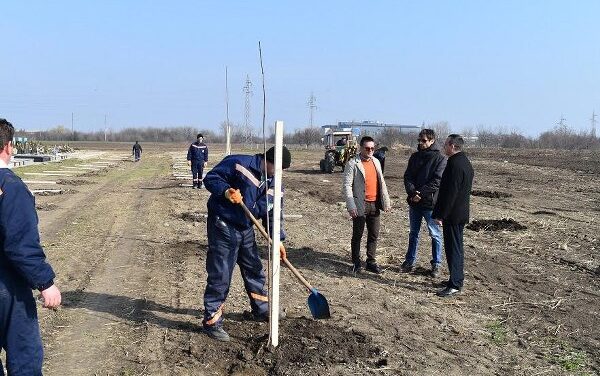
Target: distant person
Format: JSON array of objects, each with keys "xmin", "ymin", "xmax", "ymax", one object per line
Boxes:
[
  {"xmin": 336, "ymin": 137, "xmax": 348, "ymax": 146},
  {"xmin": 343, "ymin": 136, "xmax": 391, "ymax": 274},
  {"xmin": 0, "ymin": 118, "xmax": 62, "ymax": 375},
  {"xmin": 187, "ymin": 133, "xmax": 208, "ymax": 189},
  {"xmin": 401, "ymin": 129, "xmax": 447, "ymax": 278},
  {"xmin": 201, "ymin": 146, "xmax": 291, "ymax": 341},
  {"xmin": 132, "ymin": 141, "xmax": 142, "ymax": 162},
  {"xmin": 373, "ymin": 146, "xmax": 389, "ymax": 174},
  {"xmin": 432, "ymin": 134, "xmax": 474, "ymax": 297}
]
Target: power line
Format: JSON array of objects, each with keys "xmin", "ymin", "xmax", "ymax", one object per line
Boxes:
[{"xmin": 591, "ymin": 111, "xmax": 597, "ymax": 138}]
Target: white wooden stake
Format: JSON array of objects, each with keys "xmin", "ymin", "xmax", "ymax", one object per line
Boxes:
[{"xmin": 270, "ymin": 120, "xmax": 284, "ymax": 348}]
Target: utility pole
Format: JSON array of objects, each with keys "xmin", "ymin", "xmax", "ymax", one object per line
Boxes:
[
  {"xmin": 243, "ymin": 75, "xmax": 253, "ymax": 144},
  {"xmin": 307, "ymin": 92, "xmax": 317, "ymax": 127},
  {"xmin": 71, "ymin": 112, "xmax": 74, "ymax": 141},
  {"xmin": 225, "ymin": 66, "xmax": 231, "ymax": 155},
  {"xmin": 591, "ymin": 111, "xmax": 597, "ymax": 138},
  {"xmin": 104, "ymin": 114, "xmax": 108, "ymax": 142},
  {"xmin": 557, "ymin": 114, "xmax": 567, "ymax": 130}
]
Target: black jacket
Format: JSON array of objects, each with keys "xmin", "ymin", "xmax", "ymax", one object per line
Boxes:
[
  {"xmin": 432, "ymin": 152, "xmax": 474, "ymax": 224},
  {"xmin": 403, "ymin": 142, "xmax": 447, "ymax": 209}
]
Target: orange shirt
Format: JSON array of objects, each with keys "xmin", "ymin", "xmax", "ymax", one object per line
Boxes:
[{"xmin": 362, "ymin": 159, "xmax": 378, "ymax": 202}]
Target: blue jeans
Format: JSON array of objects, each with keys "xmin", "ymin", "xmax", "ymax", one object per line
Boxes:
[{"xmin": 404, "ymin": 206, "xmax": 443, "ymax": 267}]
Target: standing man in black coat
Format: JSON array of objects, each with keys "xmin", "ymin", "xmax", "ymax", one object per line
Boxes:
[
  {"xmin": 432, "ymin": 134, "xmax": 474, "ymax": 297},
  {"xmin": 402, "ymin": 129, "xmax": 447, "ymax": 277}
]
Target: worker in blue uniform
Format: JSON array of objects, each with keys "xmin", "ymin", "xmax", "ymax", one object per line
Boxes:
[
  {"xmin": 0, "ymin": 118, "xmax": 62, "ymax": 376},
  {"xmin": 132, "ymin": 141, "xmax": 142, "ymax": 162},
  {"xmin": 186, "ymin": 133, "xmax": 208, "ymax": 189},
  {"xmin": 202, "ymin": 146, "xmax": 292, "ymax": 342}
]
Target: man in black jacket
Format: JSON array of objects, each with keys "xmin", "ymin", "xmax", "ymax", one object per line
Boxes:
[
  {"xmin": 401, "ymin": 129, "xmax": 447, "ymax": 277},
  {"xmin": 432, "ymin": 134, "xmax": 474, "ymax": 297}
]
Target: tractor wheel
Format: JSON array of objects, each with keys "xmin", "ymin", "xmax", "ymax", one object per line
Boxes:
[
  {"xmin": 325, "ymin": 154, "xmax": 335, "ymax": 173},
  {"xmin": 319, "ymin": 159, "xmax": 326, "ymax": 172}
]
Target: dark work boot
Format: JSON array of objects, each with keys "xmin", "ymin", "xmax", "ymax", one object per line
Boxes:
[
  {"xmin": 366, "ymin": 262, "xmax": 383, "ymax": 274},
  {"xmin": 204, "ymin": 326, "xmax": 230, "ymax": 342}
]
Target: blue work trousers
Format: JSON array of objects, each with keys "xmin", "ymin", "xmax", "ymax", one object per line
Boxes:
[
  {"xmin": 404, "ymin": 206, "xmax": 443, "ymax": 267},
  {"xmin": 203, "ymin": 215, "xmax": 268, "ymax": 327},
  {"xmin": 191, "ymin": 161, "xmax": 204, "ymax": 187},
  {"xmin": 0, "ymin": 274, "xmax": 43, "ymax": 376}
]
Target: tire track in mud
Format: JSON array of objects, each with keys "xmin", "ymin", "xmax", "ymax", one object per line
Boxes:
[{"xmin": 40, "ymin": 156, "xmax": 168, "ymax": 375}]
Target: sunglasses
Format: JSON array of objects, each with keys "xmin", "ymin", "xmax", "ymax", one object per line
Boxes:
[
  {"xmin": 417, "ymin": 138, "xmax": 430, "ymax": 143},
  {"xmin": 363, "ymin": 146, "xmax": 375, "ymax": 151}
]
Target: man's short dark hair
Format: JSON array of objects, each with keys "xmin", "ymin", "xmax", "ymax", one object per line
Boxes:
[
  {"xmin": 419, "ymin": 129, "xmax": 436, "ymax": 141},
  {"xmin": 0, "ymin": 118, "xmax": 15, "ymax": 151},
  {"xmin": 447, "ymin": 134, "xmax": 465, "ymax": 150},
  {"xmin": 360, "ymin": 136, "xmax": 374, "ymax": 146},
  {"xmin": 197, "ymin": 133, "xmax": 203, "ymax": 139}
]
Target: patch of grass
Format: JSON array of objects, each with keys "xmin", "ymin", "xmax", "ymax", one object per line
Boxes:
[
  {"xmin": 486, "ymin": 320, "xmax": 508, "ymax": 346},
  {"xmin": 549, "ymin": 341, "xmax": 589, "ymax": 373}
]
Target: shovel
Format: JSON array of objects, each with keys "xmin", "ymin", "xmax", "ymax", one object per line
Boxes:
[{"xmin": 239, "ymin": 201, "xmax": 331, "ymax": 319}]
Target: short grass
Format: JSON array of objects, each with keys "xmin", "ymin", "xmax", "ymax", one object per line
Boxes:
[{"xmin": 485, "ymin": 320, "xmax": 508, "ymax": 346}]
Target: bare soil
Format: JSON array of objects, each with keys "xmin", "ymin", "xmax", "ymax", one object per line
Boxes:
[{"xmin": 18, "ymin": 145, "xmax": 599, "ymax": 375}]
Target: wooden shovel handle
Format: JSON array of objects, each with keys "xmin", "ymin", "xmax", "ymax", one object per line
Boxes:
[{"xmin": 239, "ymin": 202, "xmax": 315, "ymax": 292}]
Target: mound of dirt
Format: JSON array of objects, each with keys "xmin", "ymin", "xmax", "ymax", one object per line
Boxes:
[
  {"xmin": 36, "ymin": 203, "xmax": 59, "ymax": 211},
  {"xmin": 467, "ymin": 218, "xmax": 527, "ymax": 232},
  {"xmin": 187, "ymin": 318, "xmax": 384, "ymax": 376},
  {"xmin": 57, "ymin": 179, "xmax": 91, "ymax": 186},
  {"xmin": 471, "ymin": 190, "xmax": 512, "ymax": 198},
  {"xmin": 532, "ymin": 210, "xmax": 557, "ymax": 216},
  {"xmin": 35, "ymin": 189, "xmax": 77, "ymax": 196}
]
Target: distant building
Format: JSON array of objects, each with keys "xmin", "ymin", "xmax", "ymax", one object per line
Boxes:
[{"xmin": 321, "ymin": 121, "xmax": 421, "ymax": 135}]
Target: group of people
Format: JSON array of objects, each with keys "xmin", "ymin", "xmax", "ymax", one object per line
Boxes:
[
  {"xmin": 0, "ymin": 116, "xmax": 474, "ymax": 374},
  {"xmin": 343, "ymin": 130, "xmax": 474, "ymax": 298}
]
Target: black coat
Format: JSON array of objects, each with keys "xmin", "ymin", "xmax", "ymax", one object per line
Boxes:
[
  {"xmin": 403, "ymin": 142, "xmax": 447, "ymax": 209},
  {"xmin": 432, "ymin": 152, "xmax": 474, "ymax": 224}
]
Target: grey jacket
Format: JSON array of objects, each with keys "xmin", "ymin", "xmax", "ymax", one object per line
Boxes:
[{"xmin": 343, "ymin": 155, "xmax": 391, "ymax": 216}]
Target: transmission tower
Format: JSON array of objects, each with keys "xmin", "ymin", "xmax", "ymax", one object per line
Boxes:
[
  {"xmin": 557, "ymin": 114, "xmax": 567, "ymax": 129},
  {"xmin": 307, "ymin": 92, "xmax": 317, "ymax": 127},
  {"xmin": 591, "ymin": 111, "xmax": 597, "ymax": 138},
  {"xmin": 243, "ymin": 75, "xmax": 253, "ymax": 144}
]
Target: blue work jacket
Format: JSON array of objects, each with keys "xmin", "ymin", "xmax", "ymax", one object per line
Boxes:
[
  {"xmin": 187, "ymin": 141, "xmax": 209, "ymax": 162},
  {"xmin": 204, "ymin": 154, "xmax": 285, "ymax": 240},
  {"xmin": 0, "ymin": 168, "xmax": 55, "ymax": 290}
]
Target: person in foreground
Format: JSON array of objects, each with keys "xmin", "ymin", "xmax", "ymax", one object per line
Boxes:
[
  {"xmin": 343, "ymin": 136, "xmax": 391, "ymax": 274},
  {"xmin": 432, "ymin": 134, "xmax": 474, "ymax": 297},
  {"xmin": 201, "ymin": 146, "xmax": 291, "ymax": 341},
  {"xmin": 0, "ymin": 118, "xmax": 62, "ymax": 375}
]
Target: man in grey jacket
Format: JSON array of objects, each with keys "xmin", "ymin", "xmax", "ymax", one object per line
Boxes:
[{"xmin": 343, "ymin": 136, "xmax": 391, "ymax": 274}]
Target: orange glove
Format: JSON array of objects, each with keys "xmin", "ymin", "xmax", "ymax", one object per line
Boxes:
[
  {"xmin": 279, "ymin": 243, "xmax": 287, "ymax": 260},
  {"xmin": 224, "ymin": 188, "xmax": 243, "ymax": 204}
]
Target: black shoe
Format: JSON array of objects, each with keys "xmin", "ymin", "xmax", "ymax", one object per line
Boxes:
[
  {"xmin": 366, "ymin": 263, "xmax": 383, "ymax": 274},
  {"xmin": 204, "ymin": 326, "xmax": 231, "ymax": 342},
  {"xmin": 436, "ymin": 287, "xmax": 461, "ymax": 297},
  {"xmin": 430, "ymin": 265, "xmax": 441, "ymax": 278},
  {"xmin": 351, "ymin": 263, "xmax": 362, "ymax": 274},
  {"xmin": 401, "ymin": 261, "xmax": 415, "ymax": 273},
  {"xmin": 192, "ymin": 186, "xmax": 198, "ymax": 189}
]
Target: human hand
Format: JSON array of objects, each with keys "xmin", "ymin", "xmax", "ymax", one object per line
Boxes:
[
  {"xmin": 40, "ymin": 285, "xmax": 61, "ymax": 308},
  {"xmin": 279, "ymin": 243, "xmax": 287, "ymax": 260},
  {"xmin": 187, "ymin": 160, "xmax": 191, "ymax": 166},
  {"xmin": 224, "ymin": 188, "xmax": 243, "ymax": 204},
  {"xmin": 348, "ymin": 209, "xmax": 358, "ymax": 219},
  {"xmin": 433, "ymin": 218, "xmax": 443, "ymax": 226},
  {"xmin": 204, "ymin": 162, "xmax": 208, "ymax": 168}
]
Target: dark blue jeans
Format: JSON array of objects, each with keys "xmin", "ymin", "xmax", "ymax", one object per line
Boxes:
[
  {"xmin": 443, "ymin": 223, "xmax": 465, "ymax": 289},
  {"xmin": 0, "ymin": 274, "xmax": 43, "ymax": 376},
  {"xmin": 203, "ymin": 215, "xmax": 268, "ymax": 328},
  {"xmin": 191, "ymin": 161, "xmax": 204, "ymax": 187},
  {"xmin": 404, "ymin": 206, "xmax": 443, "ymax": 267}
]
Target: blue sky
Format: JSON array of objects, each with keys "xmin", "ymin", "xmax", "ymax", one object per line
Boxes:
[{"xmin": 1, "ymin": 1, "xmax": 599, "ymax": 136}]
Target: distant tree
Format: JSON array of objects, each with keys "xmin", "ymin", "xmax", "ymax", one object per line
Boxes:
[{"xmin": 293, "ymin": 126, "xmax": 322, "ymax": 147}]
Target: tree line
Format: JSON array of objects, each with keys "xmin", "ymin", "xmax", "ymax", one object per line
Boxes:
[{"xmin": 18, "ymin": 121, "xmax": 599, "ymax": 150}]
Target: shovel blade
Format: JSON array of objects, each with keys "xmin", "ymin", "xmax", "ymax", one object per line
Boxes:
[{"xmin": 307, "ymin": 290, "xmax": 331, "ymax": 319}]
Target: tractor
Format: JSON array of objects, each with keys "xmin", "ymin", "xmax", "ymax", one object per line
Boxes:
[{"xmin": 319, "ymin": 129, "xmax": 358, "ymax": 173}]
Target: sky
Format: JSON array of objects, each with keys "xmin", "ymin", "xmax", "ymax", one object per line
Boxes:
[{"xmin": 1, "ymin": 1, "xmax": 599, "ymax": 136}]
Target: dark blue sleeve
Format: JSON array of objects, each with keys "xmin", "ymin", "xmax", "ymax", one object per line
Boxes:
[
  {"xmin": 0, "ymin": 181, "xmax": 55, "ymax": 289},
  {"xmin": 187, "ymin": 145, "xmax": 192, "ymax": 161},
  {"xmin": 204, "ymin": 145, "xmax": 209, "ymax": 162},
  {"xmin": 203, "ymin": 157, "xmax": 236, "ymax": 197}
]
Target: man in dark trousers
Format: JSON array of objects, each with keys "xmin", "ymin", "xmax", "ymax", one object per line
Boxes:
[
  {"xmin": 401, "ymin": 129, "xmax": 447, "ymax": 277},
  {"xmin": 0, "ymin": 118, "xmax": 62, "ymax": 375},
  {"xmin": 202, "ymin": 146, "xmax": 291, "ymax": 341},
  {"xmin": 373, "ymin": 146, "xmax": 388, "ymax": 174},
  {"xmin": 132, "ymin": 141, "xmax": 142, "ymax": 162},
  {"xmin": 187, "ymin": 133, "xmax": 208, "ymax": 189},
  {"xmin": 432, "ymin": 134, "xmax": 474, "ymax": 297}
]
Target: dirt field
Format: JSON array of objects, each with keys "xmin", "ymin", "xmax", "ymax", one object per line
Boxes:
[{"xmin": 9, "ymin": 145, "xmax": 599, "ymax": 375}]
